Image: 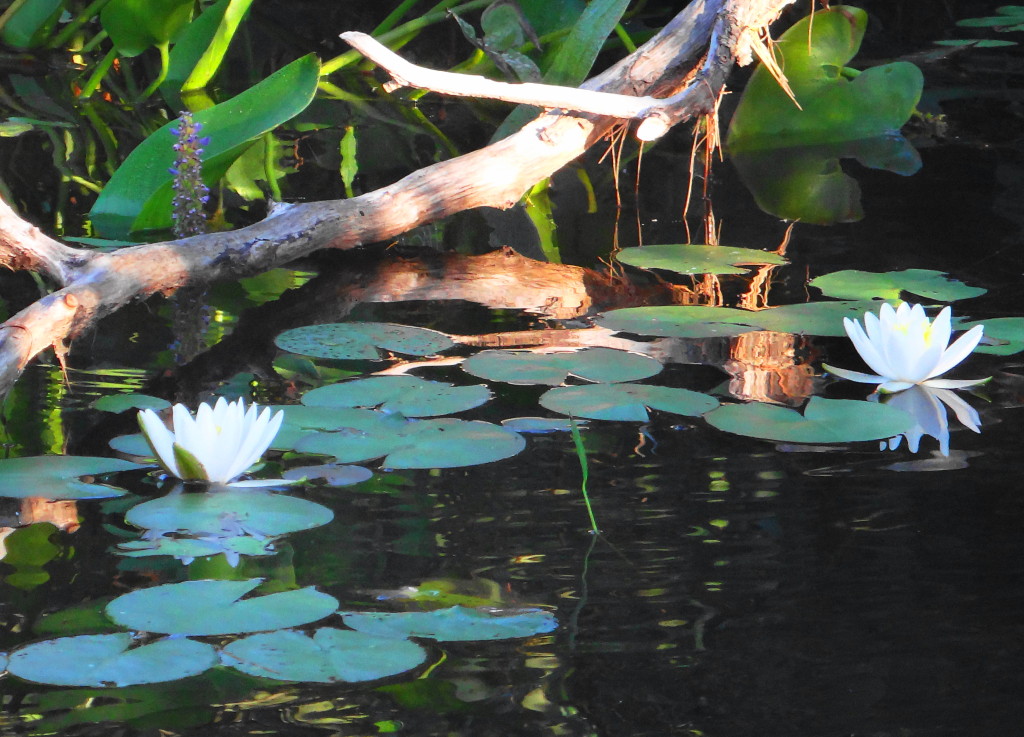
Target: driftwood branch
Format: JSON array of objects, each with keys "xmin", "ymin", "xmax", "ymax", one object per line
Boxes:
[{"xmin": 0, "ymin": 0, "xmax": 796, "ymax": 397}]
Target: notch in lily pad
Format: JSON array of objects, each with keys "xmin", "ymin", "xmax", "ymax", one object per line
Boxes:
[
  {"xmin": 463, "ymin": 347, "xmax": 662, "ymax": 385},
  {"xmin": 275, "ymin": 322, "xmax": 454, "ymax": 361}
]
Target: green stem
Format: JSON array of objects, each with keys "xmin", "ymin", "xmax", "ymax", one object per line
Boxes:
[
  {"xmin": 569, "ymin": 416, "xmax": 599, "ymax": 535},
  {"xmin": 77, "ymin": 47, "xmax": 117, "ymax": 99},
  {"xmin": 370, "ymin": 0, "xmax": 422, "ymax": 35},
  {"xmin": 47, "ymin": 0, "xmax": 114, "ymax": 49},
  {"xmin": 263, "ymin": 133, "xmax": 282, "ymax": 201},
  {"xmin": 137, "ymin": 41, "xmax": 170, "ymax": 100}
]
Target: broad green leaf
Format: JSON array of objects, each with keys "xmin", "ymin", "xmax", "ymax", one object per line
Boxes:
[
  {"xmin": 222, "ymin": 628, "xmax": 427, "ymax": 682},
  {"xmin": 303, "ymin": 376, "xmax": 491, "ymax": 417},
  {"xmin": 727, "ymin": 6, "xmax": 923, "ymax": 150},
  {"xmin": 125, "ymin": 488, "xmax": 333, "ymax": 538},
  {"xmin": 106, "ymin": 579, "xmax": 338, "ymax": 635},
  {"xmin": 750, "ymin": 300, "xmax": 895, "ymax": 336},
  {"xmin": 543, "ymin": 0, "xmax": 630, "ymax": 86},
  {"xmin": 275, "ymin": 322, "xmax": 454, "ymax": 361},
  {"xmin": 958, "ymin": 317, "xmax": 1024, "ymax": 355},
  {"xmin": 810, "ymin": 269, "xmax": 985, "ymax": 301},
  {"xmin": 934, "ymin": 39, "xmax": 1017, "ymax": 48},
  {"xmin": 463, "ymin": 347, "xmax": 662, "ymax": 386},
  {"xmin": 0, "ymin": 456, "xmax": 140, "ymax": 499},
  {"xmin": 101, "ymin": 0, "xmax": 193, "ymax": 57},
  {"xmin": 34, "ymin": 598, "xmax": 121, "ymax": 637},
  {"xmin": 539, "ymin": 384, "xmax": 719, "ymax": 422},
  {"xmin": 94, "ymin": 394, "xmax": 171, "ymax": 413},
  {"xmin": 267, "ymin": 406, "xmax": 386, "ymax": 450},
  {"xmin": 342, "ymin": 605, "xmax": 558, "ymax": 642},
  {"xmin": 90, "ymin": 54, "xmax": 320, "ymax": 238},
  {"xmin": 616, "ymin": 244, "xmax": 787, "ymax": 276},
  {"xmin": 704, "ymin": 397, "xmax": 915, "ymax": 443},
  {"xmin": 8, "ymin": 634, "xmax": 217, "ymax": 687},
  {"xmin": 162, "ymin": 0, "xmax": 236, "ymax": 100},
  {"xmin": 295, "ymin": 418, "xmax": 526, "ymax": 469},
  {"xmin": 183, "ymin": 0, "xmax": 254, "ymax": 91},
  {"xmin": 0, "ymin": 0, "xmax": 63, "ymax": 49}
]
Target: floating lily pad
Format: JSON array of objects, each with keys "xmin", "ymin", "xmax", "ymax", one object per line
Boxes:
[
  {"xmin": 124, "ymin": 489, "xmax": 333, "ymax": 538},
  {"xmin": 109, "ymin": 433, "xmax": 154, "ymax": 458},
  {"xmin": 615, "ymin": 244, "xmax": 787, "ymax": 276},
  {"xmin": 222, "ymin": 628, "xmax": 428, "ymax": 683},
  {"xmin": 462, "ymin": 347, "xmax": 662, "ymax": 385},
  {"xmin": 8, "ymin": 633, "xmax": 217, "ymax": 687},
  {"xmin": 282, "ymin": 463, "xmax": 374, "ymax": 486},
  {"xmin": 704, "ymin": 397, "xmax": 915, "ymax": 443},
  {"xmin": 750, "ymin": 300, "xmax": 893, "ymax": 336},
  {"xmin": 810, "ymin": 269, "xmax": 986, "ymax": 301},
  {"xmin": 302, "ymin": 376, "xmax": 491, "ymax": 417},
  {"xmin": 539, "ymin": 384, "xmax": 719, "ymax": 422},
  {"xmin": 958, "ymin": 317, "xmax": 1024, "ymax": 355},
  {"xmin": 116, "ymin": 535, "xmax": 276, "ymax": 564},
  {"xmin": 94, "ymin": 394, "xmax": 171, "ymax": 413},
  {"xmin": 342, "ymin": 605, "xmax": 558, "ymax": 642},
  {"xmin": 295, "ymin": 418, "xmax": 526, "ymax": 469},
  {"xmin": 106, "ymin": 579, "xmax": 338, "ymax": 636},
  {"xmin": 275, "ymin": 322, "xmax": 454, "ymax": 361},
  {"xmin": 0, "ymin": 456, "xmax": 141, "ymax": 499},
  {"xmin": 501, "ymin": 417, "xmax": 577, "ymax": 433}
]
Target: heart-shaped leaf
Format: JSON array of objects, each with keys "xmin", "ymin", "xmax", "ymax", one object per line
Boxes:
[
  {"xmin": 302, "ymin": 376, "xmax": 491, "ymax": 417},
  {"xmin": 0, "ymin": 456, "xmax": 141, "ymax": 500},
  {"xmin": 463, "ymin": 347, "xmax": 662, "ymax": 385},
  {"xmin": 616, "ymin": 244, "xmax": 787, "ymax": 276},
  {"xmin": 275, "ymin": 322, "xmax": 454, "ymax": 361},
  {"xmin": 539, "ymin": 384, "xmax": 719, "ymax": 422},
  {"xmin": 341, "ymin": 605, "xmax": 558, "ymax": 641},
  {"xmin": 810, "ymin": 269, "xmax": 985, "ymax": 301}
]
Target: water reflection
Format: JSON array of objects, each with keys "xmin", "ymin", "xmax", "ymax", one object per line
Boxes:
[{"xmin": 871, "ymin": 384, "xmax": 981, "ymax": 456}]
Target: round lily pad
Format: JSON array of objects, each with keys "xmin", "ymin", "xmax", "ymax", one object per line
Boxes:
[
  {"xmin": 106, "ymin": 579, "xmax": 338, "ymax": 636},
  {"xmin": 809, "ymin": 269, "xmax": 986, "ymax": 301},
  {"xmin": 222, "ymin": 628, "xmax": 428, "ymax": 683},
  {"xmin": 958, "ymin": 317, "xmax": 1024, "ymax": 355},
  {"xmin": 539, "ymin": 384, "xmax": 719, "ymax": 422},
  {"xmin": 268, "ymin": 406, "xmax": 388, "ymax": 450},
  {"xmin": 501, "ymin": 417, "xmax": 577, "ymax": 433},
  {"xmin": 8, "ymin": 633, "xmax": 217, "ymax": 687},
  {"xmin": 302, "ymin": 376, "xmax": 491, "ymax": 417},
  {"xmin": 93, "ymin": 393, "xmax": 171, "ymax": 413},
  {"xmin": 341, "ymin": 605, "xmax": 558, "ymax": 642},
  {"xmin": 704, "ymin": 396, "xmax": 916, "ymax": 443},
  {"xmin": 275, "ymin": 322, "xmax": 454, "ymax": 361},
  {"xmin": 616, "ymin": 244, "xmax": 787, "ymax": 276},
  {"xmin": 0, "ymin": 456, "xmax": 141, "ymax": 500},
  {"xmin": 282, "ymin": 463, "xmax": 374, "ymax": 486},
  {"xmin": 462, "ymin": 347, "xmax": 662, "ymax": 385}
]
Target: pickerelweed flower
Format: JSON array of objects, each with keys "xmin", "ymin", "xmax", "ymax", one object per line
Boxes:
[
  {"xmin": 169, "ymin": 111, "xmax": 210, "ymax": 238},
  {"xmin": 823, "ymin": 302, "xmax": 987, "ymax": 394},
  {"xmin": 138, "ymin": 398, "xmax": 284, "ymax": 486}
]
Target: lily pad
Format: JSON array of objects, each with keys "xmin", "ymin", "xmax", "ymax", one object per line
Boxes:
[
  {"xmin": 8, "ymin": 633, "xmax": 217, "ymax": 687},
  {"xmin": 222, "ymin": 628, "xmax": 428, "ymax": 683},
  {"xmin": 704, "ymin": 397, "xmax": 915, "ymax": 443},
  {"xmin": 501, "ymin": 417, "xmax": 577, "ymax": 433},
  {"xmin": 267, "ymin": 405, "xmax": 384, "ymax": 450},
  {"xmin": 958, "ymin": 317, "xmax": 1024, "ymax": 355},
  {"xmin": 615, "ymin": 244, "xmax": 787, "ymax": 276},
  {"xmin": 94, "ymin": 394, "xmax": 171, "ymax": 413},
  {"xmin": 810, "ymin": 269, "xmax": 986, "ymax": 301},
  {"xmin": 539, "ymin": 384, "xmax": 719, "ymax": 422},
  {"xmin": 462, "ymin": 347, "xmax": 662, "ymax": 385},
  {"xmin": 282, "ymin": 463, "xmax": 374, "ymax": 486},
  {"xmin": 341, "ymin": 605, "xmax": 558, "ymax": 642},
  {"xmin": 303, "ymin": 376, "xmax": 491, "ymax": 417},
  {"xmin": 116, "ymin": 535, "xmax": 276, "ymax": 564},
  {"xmin": 124, "ymin": 489, "xmax": 333, "ymax": 538},
  {"xmin": 275, "ymin": 322, "xmax": 454, "ymax": 361},
  {"xmin": 0, "ymin": 456, "xmax": 141, "ymax": 500},
  {"xmin": 295, "ymin": 418, "xmax": 526, "ymax": 469},
  {"xmin": 106, "ymin": 579, "xmax": 338, "ymax": 636}
]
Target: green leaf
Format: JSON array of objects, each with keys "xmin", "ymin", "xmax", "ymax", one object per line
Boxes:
[
  {"xmin": 0, "ymin": 456, "xmax": 140, "ymax": 499},
  {"xmin": 222, "ymin": 628, "xmax": 428, "ymax": 682},
  {"xmin": 101, "ymin": 0, "xmax": 193, "ymax": 57},
  {"xmin": 281, "ymin": 463, "xmax": 373, "ymax": 486},
  {"xmin": 727, "ymin": 6, "xmax": 923, "ymax": 150},
  {"xmin": 302, "ymin": 376, "xmax": 491, "ymax": 417},
  {"xmin": 339, "ymin": 125, "xmax": 358, "ymax": 197},
  {"xmin": 341, "ymin": 605, "xmax": 558, "ymax": 642},
  {"xmin": 543, "ymin": 0, "xmax": 630, "ymax": 86},
  {"xmin": 90, "ymin": 54, "xmax": 320, "ymax": 238},
  {"xmin": 957, "ymin": 317, "xmax": 1024, "ymax": 355},
  {"xmin": 93, "ymin": 393, "xmax": 171, "ymax": 413},
  {"xmin": 704, "ymin": 397, "xmax": 915, "ymax": 443},
  {"xmin": 463, "ymin": 347, "xmax": 662, "ymax": 386},
  {"xmin": 8, "ymin": 633, "xmax": 218, "ymax": 687},
  {"xmin": 183, "ymin": 0, "xmax": 254, "ymax": 91},
  {"xmin": 106, "ymin": 579, "xmax": 338, "ymax": 636},
  {"xmin": 275, "ymin": 322, "xmax": 454, "ymax": 361},
  {"xmin": 538, "ymin": 384, "xmax": 719, "ymax": 422},
  {"xmin": 810, "ymin": 269, "xmax": 986, "ymax": 301},
  {"xmin": 0, "ymin": 0, "xmax": 64, "ymax": 49},
  {"xmin": 616, "ymin": 244, "xmax": 787, "ymax": 276}
]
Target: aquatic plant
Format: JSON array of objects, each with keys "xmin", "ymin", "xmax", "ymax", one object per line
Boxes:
[
  {"xmin": 169, "ymin": 111, "xmax": 210, "ymax": 238},
  {"xmin": 137, "ymin": 398, "xmax": 284, "ymax": 485},
  {"xmin": 823, "ymin": 302, "xmax": 987, "ymax": 393}
]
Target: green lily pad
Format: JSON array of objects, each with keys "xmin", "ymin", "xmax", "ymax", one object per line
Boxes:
[
  {"xmin": 275, "ymin": 322, "xmax": 454, "ymax": 361},
  {"xmin": 704, "ymin": 397, "xmax": 915, "ymax": 443},
  {"xmin": 750, "ymin": 300, "xmax": 895, "ymax": 336},
  {"xmin": 958, "ymin": 317, "xmax": 1024, "ymax": 355},
  {"xmin": 341, "ymin": 605, "xmax": 558, "ymax": 642},
  {"xmin": 501, "ymin": 417, "xmax": 577, "ymax": 433},
  {"xmin": 8, "ymin": 633, "xmax": 217, "ymax": 687},
  {"xmin": 282, "ymin": 463, "xmax": 374, "ymax": 486},
  {"xmin": 265, "ymin": 405, "xmax": 383, "ymax": 450},
  {"xmin": 810, "ymin": 269, "xmax": 986, "ymax": 301},
  {"xmin": 222, "ymin": 628, "xmax": 428, "ymax": 683},
  {"xmin": 124, "ymin": 489, "xmax": 333, "ymax": 538},
  {"xmin": 538, "ymin": 384, "xmax": 719, "ymax": 422},
  {"xmin": 295, "ymin": 418, "xmax": 526, "ymax": 469},
  {"xmin": 94, "ymin": 394, "xmax": 171, "ymax": 413},
  {"xmin": 106, "ymin": 579, "xmax": 338, "ymax": 636},
  {"xmin": 116, "ymin": 535, "xmax": 276, "ymax": 563},
  {"xmin": 303, "ymin": 376, "xmax": 491, "ymax": 417},
  {"xmin": 615, "ymin": 244, "xmax": 787, "ymax": 276},
  {"xmin": 0, "ymin": 456, "xmax": 141, "ymax": 500},
  {"xmin": 462, "ymin": 347, "xmax": 662, "ymax": 385}
]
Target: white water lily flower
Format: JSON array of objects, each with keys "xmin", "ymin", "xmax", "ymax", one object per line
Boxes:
[
  {"xmin": 138, "ymin": 398, "xmax": 284, "ymax": 485},
  {"xmin": 823, "ymin": 302, "xmax": 987, "ymax": 394}
]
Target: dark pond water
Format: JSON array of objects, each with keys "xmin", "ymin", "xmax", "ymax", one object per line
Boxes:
[{"xmin": 3, "ymin": 10, "xmax": 1024, "ymax": 737}]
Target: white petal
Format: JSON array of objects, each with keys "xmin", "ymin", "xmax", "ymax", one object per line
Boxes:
[
  {"xmin": 877, "ymin": 379, "xmax": 916, "ymax": 393},
  {"xmin": 844, "ymin": 319, "xmax": 894, "ymax": 379},
  {"xmin": 927, "ymin": 325, "xmax": 984, "ymax": 379},
  {"xmin": 821, "ymin": 363, "xmax": 886, "ymax": 384},
  {"xmin": 921, "ymin": 377, "xmax": 989, "ymax": 390},
  {"xmin": 138, "ymin": 409, "xmax": 180, "ymax": 477}
]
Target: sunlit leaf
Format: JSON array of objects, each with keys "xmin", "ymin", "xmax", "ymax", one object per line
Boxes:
[
  {"xmin": 0, "ymin": 456, "xmax": 140, "ymax": 499},
  {"xmin": 303, "ymin": 376, "xmax": 491, "ymax": 417},
  {"xmin": 94, "ymin": 394, "xmax": 171, "ymax": 413},
  {"xmin": 183, "ymin": 0, "xmax": 255, "ymax": 91},
  {"xmin": 275, "ymin": 322, "xmax": 454, "ymax": 361},
  {"xmin": 539, "ymin": 384, "xmax": 719, "ymax": 422},
  {"xmin": 8, "ymin": 634, "xmax": 217, "ymax": 687},
  {"xmin": 106, "ymin": 579, "xmax": 338, "ymax": 635},
  {"xmin": 0, "ymin": 0, "xmax": 63, "ymax": 49},
  {"xmin": 704, "ymin": 397, "xmax": 915, "ymax": 443},
  {"xmin": 958, "ymin": 316, "xmax": 1024, "ymax": 355},
  {"xmin": 222, "ymin": 628, "xmax": 428, "ymax": 682},
  {"xmin": 616, "ymin": 244, "xmax": 787, "ymax": 276},
  {"xmin": 463, "ymin": 347, "xmax": 662, "ymax": 386},
  {"xmin": 342, "ymin": 605, "xmax": 558, "ymax": 642},
  {"xmin": 810, "ymin": 269, "xmax": 986, "ymax": 301},
  {"xmin": 101, "ymin": 0, "xmax": 193, "ymax": 57}
]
